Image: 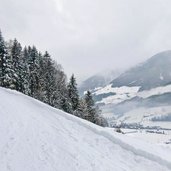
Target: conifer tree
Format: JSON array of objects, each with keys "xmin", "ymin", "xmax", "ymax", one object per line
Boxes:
[
  {"xmin": 74, "ymin": 98, "xmax": 86, "ymax": 118},
  {"xmin": 0, "ymin": 31, "xmax": 15, "ymax": 88},
  {"xmin": 11, "ymin": 39, "xmax": 23, "ymax": 92},
  {"xmin": 22, "ymin": 47, "xmax": 30, "ymax": 95},
  {"xmin": 60, "ymin": 97, "xmax": 72, "ymax": 113},
  {"xmin": 2, "ymin": 52, "xmax": 15, "ymax": 89},
  {"xmin": 51, "ymin": 63, "xmax": 72, "ymax": 112},
  {"xmin": 28, "ymin": 46, "xmax": 40, "ymax": 98},
  {"xmin": 84, "ymin": 91, "xmax": 96, "ymax": 123},
  {"xmin": 40, "ymin": 51, "xmax": 56, "ymax": 105},
  {"xmin": 68, "ymin": 74, "xmax": 79, "ymax": 113},
  {"xmin": 0, "ymin": 30, "xmax": 7, "ymax": 86}
]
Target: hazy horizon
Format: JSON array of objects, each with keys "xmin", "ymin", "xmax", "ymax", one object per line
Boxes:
[{"xmin": 1, "ymin": 0, "xmax": 171, "ymax": 82}]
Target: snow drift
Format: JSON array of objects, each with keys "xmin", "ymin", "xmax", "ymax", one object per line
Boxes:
[{"xmin": 0, "ymin": 87, "xmax": 171, "ymax": 171}]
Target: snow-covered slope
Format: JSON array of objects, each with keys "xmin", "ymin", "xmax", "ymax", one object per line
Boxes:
[{"xmin": 1, "ymin": 87, "xmax": 171, "ymax": 171}]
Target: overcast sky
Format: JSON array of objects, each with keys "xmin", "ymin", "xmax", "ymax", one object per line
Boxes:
[{"xmin": 1, "ymin": 0, "xmax": 171, "ymax": 82}]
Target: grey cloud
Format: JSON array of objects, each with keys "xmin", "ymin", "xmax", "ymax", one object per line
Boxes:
[{"xmin": 1, "ymin": 0, "xmax": 171, "ymax": 81}]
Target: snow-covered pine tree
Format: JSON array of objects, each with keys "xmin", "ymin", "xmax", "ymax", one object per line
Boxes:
[
  {"xmin": 0, "ymin": 31, "xmax": 15, "ymax": 88},
  {"xmin": 3, "ymin": 42, "xmax": 16, "ymax": 89},
  {"xmin": 94, "ymin": 106, "xmax": 108, "ymax": 127},
  {"xmin": 60, "ymin": 97, "xmax": 72, "ymax": 113},
  {"xmin": 74, "ymin": 98, "xmax": 87, "ymax": 118},
  {"xmin": 50, "ymin": 62, "xmax": 71, "ymax": 111},
  {"xmin": 84, "ymin": 91, "xmax": 96, "ymax": 123},
  {"xmin": 83, "ymin": 91, "xmax": 108, "ymax": 126},
  {"xmin": 40, "ymin": 51, "xmax": 56, "ymax": 105},
  {"xmin": 67, "ymin": 74, "xmax": 79, "ymax": 113},
  {"xmin": 22, "ymin": 46, "xmax": 30, "ymax": 95},
  {"xmin": 0, "ymin": 30, "xmax": 7, "ymax": 86},
  {"xmin": 35, "ymin": 51, "xmax": 45, "ymax": 101},
  {"xmin": 95, "ymin": 116, "xmax": 108, "ymax": 127},
  {"xmin": 11, "ymin": 39, "xmax": 24, "ymax": 92},
  {"xmin": 27, "ymin": 46, "xmax": 40, "ymax": 98}
]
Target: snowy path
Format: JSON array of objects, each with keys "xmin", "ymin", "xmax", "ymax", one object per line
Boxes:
[{"xmin": 0, "ymin": 88, "xmax": 171, "ymax": 171}]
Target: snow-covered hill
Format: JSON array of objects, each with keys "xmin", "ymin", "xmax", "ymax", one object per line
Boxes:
[{"xmin": 1, "ymin": 87, "xmax": 171, "ymax": 171}]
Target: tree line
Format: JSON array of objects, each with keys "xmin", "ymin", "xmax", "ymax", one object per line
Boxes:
[{"xmin": 0, "ymin": 30, "xmax": 108, "ymax": 127}]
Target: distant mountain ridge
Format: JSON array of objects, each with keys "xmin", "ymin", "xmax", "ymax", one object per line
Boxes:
[
  {"xmin": 78, "ymin": 70, "xmax": 121, "ymax": 95},
  {"xmin": 111, "ymin": 51, "xmax": 171, "ymax": 91}
]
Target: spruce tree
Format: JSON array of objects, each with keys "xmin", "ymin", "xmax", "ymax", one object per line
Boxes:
[
  {"xmin": 60, "ymin": 97, "xmax": 72, "ymax": 113},
  {"xmin": 28, "ymin": 46, "xmax": 40, "ymax": 98},
  {"xmin": 11, "ymin": 39, "xmax": 23, "ymax": 92},
  {"xmin": 2, "ymin": 50, "xmax": 15, "ymax": 89},
  {"xmin": 74, "ymin": 98, "xmax": 86, "ymax": 118},
  {"xmin": 0, "ymin": 30, "xmax": 7, "ymax": 86},
  {"xmin": 0, "ymin": 31, "xmax": 15, "ymax": 88},
  {"xmin": 40, "ymin": 51, "xmax": 56, "ymax": 105},
  {"xmin": 84, "ymin": 91, "xmax": 96, "ymax": 123},
  {"xmin": 22, "ymin": 47, "xmax": 30, "ymax": 95},
  {"xmin": 51, "ymin": 63, "xmax": 72, "ymax": 112},
  {"xmin": 68, "ymin": 74, "xmax": 79, "ymax": 113}
]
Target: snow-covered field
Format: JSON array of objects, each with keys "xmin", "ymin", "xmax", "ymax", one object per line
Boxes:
[
  {"xmin": 1, "ymin": 87, "xmax": 171, "ymax": 171},
  {"xmin": 94, "ymin": 84, "xmax": 140, "ymax": 104},
  {"xmin": 116, "ymin": 106, "xmax": 171, "ymax": 129},
  {"xmin": 122, "ymin": 129, "xmax": 171, "ymax": 146},
  {"xmin": 138, "ymin": 84, "xmax": 171, "ymax": 98},
  {"xmin": 94, "ymin": 84, "xmax": 171, "ymax": 105}
]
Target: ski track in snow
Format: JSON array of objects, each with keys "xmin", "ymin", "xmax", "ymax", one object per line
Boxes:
[{"xmin": 0, "ymin": 88, "xmax": 171, "ymax": 171}]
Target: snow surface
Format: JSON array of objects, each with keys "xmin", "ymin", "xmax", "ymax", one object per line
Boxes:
[{"xmin": 1, "ymin": 87, "xmax": 171, "ymax": 171}]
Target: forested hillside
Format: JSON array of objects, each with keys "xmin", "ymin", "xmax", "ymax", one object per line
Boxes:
[{"xmin": 0, "ymin": 30, "xmax": 107, "ymax": 127}]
